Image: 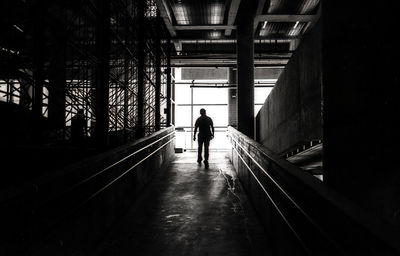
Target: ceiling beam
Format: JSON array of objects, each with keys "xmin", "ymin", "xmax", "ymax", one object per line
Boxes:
[
  {"xmin": 169, "ymin": 37, "xmax": 300, "ymax": 44},
  {"xmin": 154, "ymin": 0, "xmax": 176, "ymax": 37},
  {"xmin": 170, "ymin": 63, "xmax": 286, "ymax": 68},
  {"xmin": 255, "ymin": 14, "xmax": 317, "ymax": 23},
  {"xmin": 170, "ymin": 57, "xmax": 289, "ymax": 67},
  {"xmin": 174, "ymin": 25, "xmax": 236, "ymax": 30},
  {"xmin": 224, "ymin": 0, "xmax": 241, "ymax": 36},
  {"xmin": 171, "ymin": 55, "xmax": 291, "ymax": 60}
]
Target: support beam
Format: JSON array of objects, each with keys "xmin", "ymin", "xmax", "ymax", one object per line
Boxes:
[
  {"xmin": 166, "ymin": 38, "xmax": 172, "ymax": 127},
  {"xmin": 174, "ymin": 25, "xmax": 236, "ymax": 30},
  {"xmin": 32, "ymin": 0, "xmax": 45, "ymax": 121},
  {"xmin": 236, "ymin": 1, "xmax": 257, "ymax": 139},
  {"xmin": 123, "ymin": 10, "xmax": 130, "ymax": 140},
  {"xmin": 255, "ymin": 14, "xmax": 317, "ymax": 23},
  {"xmin": 48, "ymin": 42, "xmax": 66, "ymax": 137},
  {"xmin": 225, "ymin": 0, "xmax": 241, "ymax": 36},
  {"xmin": 123, "ymin": 56, "xmax": 129, "ymax": 138},
  {"xmin": 94, "ymin": 0, "xmax": 111, "ymax": 148},
  {"xmin": 154, "ymin": 0, "xmax": 176, "ymax": 37},
  {"xmin": 137, "ymin": 0, "xmax": 145, "ymax": 138},
  {"xmin": 228, "ymin": 68, "xmax": 238, "ymax": 127},
  {"xmin": 155, "ymin": 12, "xmax": 161, "ymax": 131}
]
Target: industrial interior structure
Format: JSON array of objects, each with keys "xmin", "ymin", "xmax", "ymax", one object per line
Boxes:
[{"xmin": 1, "ymin": 0, "xmax": 400, "ymax": 255}]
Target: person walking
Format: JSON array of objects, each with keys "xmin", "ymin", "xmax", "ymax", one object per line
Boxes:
[{"xmin": 193, "ymin": 108, "xmax": 214, "ymax": 169}]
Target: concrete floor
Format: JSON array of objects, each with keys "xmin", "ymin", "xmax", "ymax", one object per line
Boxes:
[{"xmin": 96, "ymin": 151, "xmax": 271, "ymax": 256}]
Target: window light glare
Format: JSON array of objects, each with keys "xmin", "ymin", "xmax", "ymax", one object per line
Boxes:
[{"xmin": 293, "ymin": 21, "xmax": 300, "ymax": 29}]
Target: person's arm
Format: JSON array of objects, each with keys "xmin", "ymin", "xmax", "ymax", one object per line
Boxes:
[
  {"xmin": 193, "ymin": 119, "xmax": 198, "ymax": 141},
  {"xmin": 210, "ymin": 118, "xmax": 214, "ymax": 139}
]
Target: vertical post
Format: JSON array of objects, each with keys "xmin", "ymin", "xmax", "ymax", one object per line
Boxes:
[
  {"xmin": 137, "ymin": 0, "xmax": 145, "ymax": 137},
  {"xmin": 94, "ymin": 0, "xmax": 111, "ymax": 148},
  {"xmin": 123, "ymin": 16, "xmax": 130, "ymax": 140},
  {"xmin": 155, "ymin": 11, "xmax": 161, "ymax": 131},
  {"xmin": 166, "ymin": 38, "xmax": 172, "ymax": 127},
  {"xmin": 8, "ymin": 80, "xmax": 14, "ymax": 103},
  {"xmin": 48, "ymin": 37, "xmax": 66, "ymax": 138},
  {"xmin": 236, "ymin": 2, "xmax": 257, "ymax": 139},
  {"xmin": 32, "ymin": 0, "xmax": 45, "ymax": 120},
  {"xmin": 19, "ymin": 78, "xmax": 32, "ymax": 110},
  {"xmin": 190, "ymin": 86, "xmax": 193, "ymax": 149},
  {"xmin": 124, "ymin": 57, "xmax": 130, "ymax": 138},
  {"xmin": 172, "ymin": 69, "xmax": 175, "ymax": 125},
  {"xmin": 228, "ymin": 68, "xmax": 237, "ymax": 128}
]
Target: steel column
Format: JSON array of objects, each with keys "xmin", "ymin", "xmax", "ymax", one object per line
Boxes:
[
  {"xmin": 94, "ymin": 0, "xmax": 111, "ymax": 148},
  {"xmin": 237, "ymin": 4, "xmax": 256, "ymax": 139},
  {"xmin": 136, "ymin": 0, "xmax": 145, "ymax": 138},
  {"xmin": 155, "ymin": 12, "xmax": 161, "ymax": 131},
  {"xmin": 166, "ymin": 38, "xmax": 172, "ymax": 127}
]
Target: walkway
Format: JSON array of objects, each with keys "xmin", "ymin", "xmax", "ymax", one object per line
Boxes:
[{"xmin": 96, "ymin": 151, "xmax": 271, "ymax": 256}]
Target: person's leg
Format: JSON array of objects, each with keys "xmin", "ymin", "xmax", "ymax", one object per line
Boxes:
[
  {"xmin": 204, "ymin": 139, "xmax": 210, "ymax": 168},
  {"xmin": 204, "ymin": 139, "xmax": 210, "ymax": 161},
  {"xmin": 197, "ymin": 137, "xmax": 203, "ymax": 164}
]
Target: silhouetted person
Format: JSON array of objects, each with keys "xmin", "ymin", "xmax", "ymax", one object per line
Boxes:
[
  {"xmin": 193, "ymin": 108, "xmax": 214, "ymax": 169},
  {"xmin": 71, "ymin": 109, "xmax": 86, "ymax": 146}
]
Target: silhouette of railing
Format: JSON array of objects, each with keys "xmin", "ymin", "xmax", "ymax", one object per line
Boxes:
[
  {"xmin": 228, "ymin": 126, "xmax": 400, "ymax": 256},
  {"xmin": 0, "ymin": 126, "xmax": 175, "ymax": 254}
]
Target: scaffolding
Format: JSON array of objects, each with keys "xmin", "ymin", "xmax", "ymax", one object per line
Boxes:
[{"xmin": 0, "ymin": 0, "xmax": 171, "ymax": 147}]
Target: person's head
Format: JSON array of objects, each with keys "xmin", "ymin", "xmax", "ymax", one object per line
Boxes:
[
  {"xmin": 200, "ymin": 108, "xmax": 206, "ymax": 116},
  {"xmin": 77, "ymin": 109, "xmax": 84, "ymax": 115}
]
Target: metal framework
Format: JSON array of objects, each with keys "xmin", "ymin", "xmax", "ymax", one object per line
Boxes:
[{"xmin": 0, "ymin": 0, "xmax": 170, "ymax": 147}]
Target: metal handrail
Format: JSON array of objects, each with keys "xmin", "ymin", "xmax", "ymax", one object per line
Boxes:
[
  {"xmin": 69, "ymin": 135, "xmax": 175, "ymax": 214},
  {"xmin": 228, "ymin": 128, "xmax": 335, "ymax": 253},
  {"xmin": 0, "ymin": 127, "xmax": 176, "ymax": 254},
  {"xmin": 66, "ymin": 129, "xmax": 175, "ymax": 194},
  {"xmin": 227, "ymin": 126, "xmax": 400, "ymax": 254}
]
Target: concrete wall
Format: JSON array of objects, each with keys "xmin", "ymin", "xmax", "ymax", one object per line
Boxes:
[
  {"xmin": 0, "ymin": 127, "xmax": 175, "ymax": 255},
  {"xmin": 256, "ymin": 20, "xmax": 322, "ymax": 154}
]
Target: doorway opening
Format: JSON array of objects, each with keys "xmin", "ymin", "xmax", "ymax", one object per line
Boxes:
[{"xmin": 173, "ymin": 68, "xmax": 273, "ymax": 151}]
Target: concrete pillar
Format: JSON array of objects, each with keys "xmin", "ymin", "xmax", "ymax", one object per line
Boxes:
[
  {"xmin": 136, "ymin": 0, "xmax": 145, "ymax": 137},
  {"xmin": 166, "ymin": 38, "xmax": 172, "ymax": 127},
  {"xmin": 48, "ymin": 40, "xmax": 66, "ymax": 136},
  {"xmin": 32, "ymin": 0, "xmax": 45, "ymax": 120},
  {"xmin": 94, "ymin": 0, "xmax": 111, "ymax": 148},
  {"xmin": 123, "ymin": 14, "xmax": 130, "ymax": 140},
  {"xmin": 123, "ymin": 55, "xmax": 130, "ymax": 139},
  {"xmin": 322, "ymin": 1, "xmax": 400, "ymax": 224},
  {"xmin": 155, "ymin": 12, "xmax": 161, "ymax": 131},
  {"xmin": 236, "ymin": 2, "xmax": 257, "ymax": 138},
  {"xmin": 228, "ymin": 68, "xmax": 237, "ymax": 128}
]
